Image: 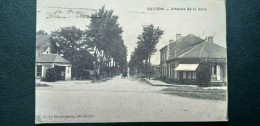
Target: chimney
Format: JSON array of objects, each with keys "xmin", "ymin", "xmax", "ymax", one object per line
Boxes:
[
  {"xmin": 176, "ymin": 33, "xmax": 181, "ymax": 40},
  {"xmin": 169, "ymin": 39, "xmax": 174, "ymax": 44},
  {"xmin": 208, "ymin": 36, "xmax": 213, "ymax": 43}
]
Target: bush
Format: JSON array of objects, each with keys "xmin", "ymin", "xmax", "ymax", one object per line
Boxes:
[
  {"xmin": 44, "ymin": 67, "xmax": 58, "ymax": 82},
  {"xmin": 197, "ymin": 64, "xmax": 211, "ymax": 86},
  {"xmin": 76, "ymin": 71, "xmax": 90, "ymax": 80},
  {"xmin": 159, "ymin": 76, "xmax": 167, "ymax": 80}
]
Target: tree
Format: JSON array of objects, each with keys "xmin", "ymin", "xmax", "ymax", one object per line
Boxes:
[
  {"xmin": 129, "ymin": 47, "xmax": 145, "ymax": 77},
  {"xmin": 129, "ymin": 24, "xmax": 164, "ymax": 79},
  {"xmin": 86, "ymin": 6, "xmax": 127, "ymax": 79},
  {"xmin": 72, "ymin": 49, "xmax": 95, "ymax": 79},
  {"xmin": 50, "ymin": 26, "xmax": 94, "ymax": 79},
  {"xmin": 36, "ymin": 30, "xmax": 48, "ymax": 35}
]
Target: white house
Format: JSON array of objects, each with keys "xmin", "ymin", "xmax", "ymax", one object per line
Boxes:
[
  {"xmin": 159, "ymin": 34, "xmax": 227, "ymax": 86},
  {"xmin": 35, "ymin": 35, "xmax": 72, "ymax": 81}
]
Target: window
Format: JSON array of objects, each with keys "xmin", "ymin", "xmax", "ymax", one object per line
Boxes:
[
  {"xmin": 36, "ymin": 65, "xmax": 42, "ymax": 77},
  {"xmin": 192, "ymin": 72, "xmax": 196, "ymax": 79},
  {"xmin": 162, "ymin": 67, "xmax": 164, "ymax": 76},
  {"xmin": 182, "ymin": 72, "xmax": 196, "ymax": 80},
  {"xmin": 165, "ymin": 67, "xmax": 167, "ymax": 77},
  {"xmin": 61, "ymin": 71, "xmax": 65, "ymax": 76},
  {"xmin": 161, "ymin": 54, "xmax": 163, "ymax": 62},
  {"xmin": 165, "ymin": 52, "xmax": 167, "ymax": 61},
  {"xmin": 213, "ymin": 65, "xmax": 217, "ymax": 75},
  {"xmin": 187, "ymin": 72, "xmax": 191, "ymax": 79},
  {"xmin": 183, "ymin": 72, "xmax": 186, "ymax": 79},
  {"xmin": 162, "ymin": 67, "xmax": 163, "ymax": 76}
]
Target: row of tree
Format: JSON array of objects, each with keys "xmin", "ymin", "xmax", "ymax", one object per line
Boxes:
[
  {"xmin": 129, "ymin": 24, "xmax": 164, "ymax": 79},
  {"xmin": 86, "ymin": 6, "xmax": 127, "ymax": 79},
  {"xmin": 38, "ymin": 6, "xmax": 127, "ymax": 80}
]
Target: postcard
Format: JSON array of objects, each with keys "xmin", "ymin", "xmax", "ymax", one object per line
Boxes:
[{"xmin": 35, "ymin": 0, "xmax": 227, "ymax": 123}]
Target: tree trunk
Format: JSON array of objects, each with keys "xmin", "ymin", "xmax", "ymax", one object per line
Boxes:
[
  {"xmin": 94, "ymin": 48, "xmax": 97, "ymax": 81},
  {"xmin": 108, "ymin": 56, "xmax": 111, "ymax": 76},
  {"xmin": 113, "ymin": 60, "xmax": 115, "ymax": 75},
  {"xmin": 107, "ymin": 55, "xmax": 110, "ymax": 76},
  {"xmin": 148, "ymin": 55, "xmax": 151, "ymax": 79},
  {"xmin": 106, "ymin": 55, "xmax": 109, "ymax": 76},
  {"xmin": 100, "ymin": 53, "xmax": 105, "ymax": 77},
  {"xmin": 144, "ymin": 58, "xmax": 148, "ymax": 77}
]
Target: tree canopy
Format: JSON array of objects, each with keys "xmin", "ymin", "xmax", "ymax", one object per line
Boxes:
[
  {"xmin": 50, "ymin": 26, "xmax": 94, "ymax": 79},
  {"xmin": 86, "ymin": 6, "xmax": 127, "ymax": 77},
  {"xmin": 36, "ymin": 30, "xmax": 48, "ymax": 35},
  {"xmin": 129, "ymin": 24, "xmax": 164, "ymax": 78},
  {"xmin": 46, "ymin": 6, "xmax": 128, "ymax": 80}
]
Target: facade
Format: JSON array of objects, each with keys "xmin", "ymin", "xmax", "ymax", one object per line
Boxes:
[
  {"xmin": 159, "ymin": 34, "xmax": 227, "ymax": 86},
  {"xmin": 36, "ymin": 35, "xmax": 72, "ymax": 81},
  {"xmin": 159, "ymin": 45, "xmax": 169, "ymax": 77}
]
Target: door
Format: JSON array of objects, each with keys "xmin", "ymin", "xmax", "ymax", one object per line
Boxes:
[
  {"xmin": 179, "ymin": 71, "xmax": 183, "ymax": 81},
  {"xmin": 56, "ymin": 66, "xmax": 66, "ymax": 80}
]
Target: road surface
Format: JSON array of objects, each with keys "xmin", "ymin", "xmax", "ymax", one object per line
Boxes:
[{"xmin": 35, "ymin": 76, "xmax": 227, "ymax": 123}]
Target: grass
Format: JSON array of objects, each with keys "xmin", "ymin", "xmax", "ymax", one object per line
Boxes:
[
  {"xmin": 153, "ymin": 78, "xmax": 180, "ymax": 84},
  {"xmin": 162, "ymin": 86, "xmax": 227, "ymax": 101}
]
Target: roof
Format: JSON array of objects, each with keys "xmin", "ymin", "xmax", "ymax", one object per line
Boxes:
[
  {"xmin": 159, "ymin": 45, "xmax": 168, "ymax": 51},
  {"xmin": 36, "ymin": 54, "xmax": 71, "ymax": 64},
  {"xmin": 178, "ymin": 41, "xmax": 226, "ymax": 58},
  {"xmin": 168, "ymin": 34, "xmax": 204, "ymax": 59},
  {"xmin": 166, "ymin": 34, "xmax": 226, "ymax": 59},
  {"xmin": 36, "ymin": 35, "xmax": 51, "ymax": 51}
]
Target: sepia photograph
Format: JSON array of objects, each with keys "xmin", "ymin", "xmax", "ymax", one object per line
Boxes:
[{"xmin": 35, "ymin": 0, "xmax": 227, "ymax": 123}]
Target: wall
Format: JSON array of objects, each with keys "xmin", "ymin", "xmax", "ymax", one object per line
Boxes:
[
  {"xmin": 65, "ymin": 66, "xmax": 71, "ymax": 80},
  {"xmin": 160, "ymin": 57, "xmax": 227, "ymax": 86},
  {"xmin": 35, "ymin": 62, "xmax": 72, "ymax": 81}
]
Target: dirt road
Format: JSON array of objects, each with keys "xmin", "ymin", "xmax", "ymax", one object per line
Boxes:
[{"xmin": 35, "ymin": 76, "xmax": 227, "ymax": 123}]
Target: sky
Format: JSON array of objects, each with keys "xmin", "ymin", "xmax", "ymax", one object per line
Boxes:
[{"xmin": 37, "ymin": 0, "xmax": 226, "ymax": 65}]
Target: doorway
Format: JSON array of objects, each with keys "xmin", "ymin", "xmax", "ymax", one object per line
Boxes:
[{"xmin": 56, "ymin": 66, "xmax": 66, "ymax": 80}]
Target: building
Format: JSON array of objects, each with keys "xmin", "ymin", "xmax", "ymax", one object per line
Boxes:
[
  {"xmin": 35, "ymin": 35, "xmax": 72, "ymax": 81},
  {"xmin": 159, "ymin": 34, "xmax": 227, "ymax": 86}
]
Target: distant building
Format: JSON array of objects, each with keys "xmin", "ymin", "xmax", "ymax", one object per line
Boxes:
[
  {"xmin": 159, "ymin": 34, "xmax": 227, "ymax": 86},
  {"xmin": 35, "ymin": 35, "xmax": 72, "ymax": 81}
]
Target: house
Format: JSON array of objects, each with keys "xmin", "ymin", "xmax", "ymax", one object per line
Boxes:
[
  {"xmin": 159, "ymin": 34, "xmax": 227, "ymax": 86},
  {"xmin": 35, "ymin": 35, "xmax": 72, "ymax": 81},
  {"xmin": 160, "ymin": 45, "xmax": 168, "ymax": 77}
]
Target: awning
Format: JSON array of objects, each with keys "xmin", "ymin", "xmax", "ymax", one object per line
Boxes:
[{"xmin": 174, "ymin": 64, "xmax": 199, "ymax": 71}]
